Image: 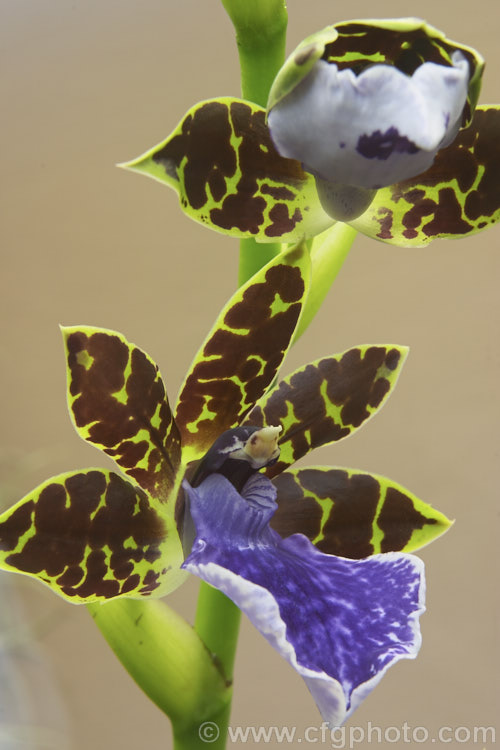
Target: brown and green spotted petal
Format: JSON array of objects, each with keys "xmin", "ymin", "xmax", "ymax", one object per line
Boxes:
[
  {"xmin": 243, "ymin": 345, "xmax": 407, "ymax": 475},
  {"xmin": 321, "ymin": 20, "xmax": 483, "ymax": 127},
  {"xmin": 175, "ymin": 244, "xmax": 310, "ymax": 464},
  {"xmin": 122, "ymin": 97, "xmax": 333, "ymax": 242},
  {"xmin": 271, "ymin": 466, "xmax": 452, "ymax": 558},
  {"xmin": 0, "ymin": 469, "xmax": 186, "ymax": 603},
  {"xmin": 63, "ymin": 326, "xmax": 181, "ymax": 501},
  {"xmin": 350, "ymin": 106, "xmax": 500, "ymax": 246}
]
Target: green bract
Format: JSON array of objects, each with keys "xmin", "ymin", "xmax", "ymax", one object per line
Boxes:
[{"xmin": 0, "ymin": 245, "xmax": 450, "ymax": 603}]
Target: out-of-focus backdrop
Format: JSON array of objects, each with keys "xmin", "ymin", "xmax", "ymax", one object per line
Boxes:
[{"xmin": 1, "ymin": 1, "xmax": 498, "ymax": 748}]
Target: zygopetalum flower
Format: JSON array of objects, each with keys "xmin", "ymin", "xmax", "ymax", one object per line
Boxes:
[
  {"xmin": 0, "ymin": 245, "xmax": 450, "ymax": 723},
  {"xmin": 124, "ymin": 18, "xmax": 500, "ymax": 245},
  {"xmin": 183, "ymin": 464, "xmax": 425, "ymax": 727}
]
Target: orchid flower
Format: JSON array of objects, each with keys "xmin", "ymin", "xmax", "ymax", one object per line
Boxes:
[
  {"xmin": 0, "ymin": 245, "xmax": 450, "ymax": 724},
  {"xmin": 124, "ymin": 18, "xmax": 499, "ymax": 246},
  {"xmin": 267, "ymin": 19, "xmax": 477, "ymax": 220},
  {"xmin": 183, "ymin": 437, "xmax": 426, "ymax": 727}
]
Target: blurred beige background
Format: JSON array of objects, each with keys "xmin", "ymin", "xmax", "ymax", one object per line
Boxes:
[{"xmin": 1, "ymin": 0, "xmax": 499, "ymax": 748}]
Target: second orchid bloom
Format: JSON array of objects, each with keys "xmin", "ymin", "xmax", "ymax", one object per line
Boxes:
[
  {"xmin": 0, "ymin": 244, "xmax": 450, "ymax": 725},
  {"xmin": 125, "ymin": 18, "xmax": 499, "ymax": 247}
]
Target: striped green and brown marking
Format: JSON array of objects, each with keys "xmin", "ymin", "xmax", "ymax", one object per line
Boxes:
[
  {"xmin": 0, "ymin": 469, "xmax": 186, "ymax": 603},
  {"xmin": 272, "ymin": 466, "xmax": 452, "ymax": 558},
  {"xmin": 321, "ymin": 20, "xmax": 482, "ymax": 126},
  {"xmin": 64, "ymin": 327, "xmax": 181, "ymax": 502},
  {"xmin": 175, "ymin": 244, "xmax": 310, "ymax": 464},
  {"xmin": 351, "ymin": 105, "xmax": 500, "ymax": 246},
  {"xmin": 123, "ymin": 97, "xmax": 332, "ymax": 242},
  {"xmin": 243, "ymin": 345, "xmax": 407, "ymax": 476},
  {"xmin": 268, "ymin": 19, "xmax": 483, "ymax": 128}
]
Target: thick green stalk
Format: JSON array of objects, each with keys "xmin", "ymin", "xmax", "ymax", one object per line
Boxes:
[
  {"xmin": 221, "ymin": 0, "xmax": 288, "ymax": 108},
  {"xmin": 173, "ymin": 702, "xmax": 232, "ymax": 750},
  {"xmin": 183, "ymin": 4, "xmax": 290, "ymax": 749},
  {"xmin": 195, "ymin": 584, "xmax": 242, "ymax": 678},
  {"xmin": 173, "ymin": 584, "xmax": 242, "ymax": 749},
  {"xmin": 224, "ymin": 0, "xmax": 288, "ymax": 280}
]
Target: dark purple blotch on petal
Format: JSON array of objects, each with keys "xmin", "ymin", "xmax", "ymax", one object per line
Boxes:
[{"xmin": 357, "ymin": 128, "xmax": 419, "ymax": 161}]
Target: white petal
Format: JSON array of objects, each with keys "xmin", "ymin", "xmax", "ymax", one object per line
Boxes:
[{"xmin": 268, "ymin": 54, "xmax": 469, "ymax": 189}]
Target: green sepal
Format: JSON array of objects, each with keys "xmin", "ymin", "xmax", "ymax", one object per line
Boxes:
[
  {"xmin": 63, "ymin": 325, "xmax": 181, "ymax": 501},
  {"xmin": 268, "ymin": 18, "xmax": 484, "ymax": 128},
  {"xmin": 243, "ymin": 344, "xmax": 408, "ymax": 475},
  {"xmin": 89, "ymin": 599, "xmax": 230, "ymax": 729},
  {"xmin": 267, "ymin": 25, "xmax": 337, "ymax": 111},
  {"xmin": 121, "ymin": 98, "xmax": 332, "ymax": 242},
  {"xmin": 175, "ymin": 243, "xmax": 311, "ymax": 464},
  {"xmin": 272, "ymin": 466, "xmax": 452, "ymax": 558},
  {"xmin": 0, "ymin": 469, "xmax": 186, "ymax": 603},
  {"xmin": 350, "ymin": 105, "xmax": 500, "ymax": 246}
]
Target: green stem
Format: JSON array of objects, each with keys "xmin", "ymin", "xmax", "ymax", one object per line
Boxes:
[
  {"xmin": 195, "ymin": 584, "xmax": 242, "ymax": 678},
  {"xmin": 230, "ymin": 0, "xmax": 288, "ymax": 283},
  {"xmin": 221, "ymin": 0, "xmax": 288, "ymax": 108},
  {"xmin": 171, "ymin": 584, "xmax": 243, "ymax": 750},
  {"xmin": 173, "ymin": 702, "xmax": 232, "ymax": 750},
  {"xmin": 179, "ymin": 6, "xmax": 289, "ymax": 749}
]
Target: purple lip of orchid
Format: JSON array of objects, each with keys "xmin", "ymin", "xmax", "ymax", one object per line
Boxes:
[{"xmin": 182, "ymin": 425, "xmax": 426, "ymax": 728}]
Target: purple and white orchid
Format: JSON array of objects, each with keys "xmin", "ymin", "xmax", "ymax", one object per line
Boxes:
[
  {"xmin": 0, "ymin": 247, "xmax": 449, "ymax": 729},
  {"xmin": 182, "ymin": 425, "xmax": 425, "ymax": 727}
]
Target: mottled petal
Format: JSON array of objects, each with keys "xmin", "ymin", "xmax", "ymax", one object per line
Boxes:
[
  {"xmin": 183, "ymin": 474, "xmax": 425, "ymax": 726},
  {"xmin": 0, "ymin": 470, "xmax": 186, "ymax": 603},
  {"xmin": 243, "ymin": 345, "xmax": 407, "ymax": 476},
  {"xmin": 271, "ymin": 466, "xmax": 452, "ymax": 557},
  {"xmin": 122, "ymin": 98, "xmax": 333, "ymax": 242},
  {"xmin": 175, "ymin": 244, "xmax": 310, "ymax": 464},
  {"xmin": 268, "ymin": 54, "xmax": 469, "ymax": 190},
  {"xmin": 63, "ymin": 326, "xmax": 181, "ymax": 501},
  {"xmin": 350, "ymin": 105, "xmax": 500, "ymax": 245}
]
